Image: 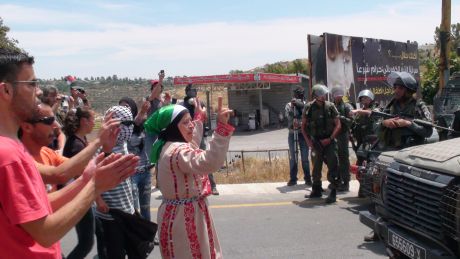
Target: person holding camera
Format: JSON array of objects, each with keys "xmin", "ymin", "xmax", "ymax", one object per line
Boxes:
[
  {"xmin": 285, "ymin": 86, "xmax": 311, "ymax": 186},
  {"xmin": 70, "ymin": 82, "xmax": 90, "ymax": 110},
  {"xmin": 179, "ymin": 84, "xmax": 220, "ymax": 195}
]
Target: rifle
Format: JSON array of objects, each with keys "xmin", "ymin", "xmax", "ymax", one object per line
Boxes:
[
  {"xmin": 309, "ymin": 137, "xmax": 324, "ymax": 153},
  {"xmin": 370, "ymin": 110, "xmax": 459, "ymax": 133}
]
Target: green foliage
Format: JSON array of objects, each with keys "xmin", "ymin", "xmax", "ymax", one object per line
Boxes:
[
  {"xmin": 229, "ymin": 59, "xmax": 309, "ymax": 75},
  {"xmin": 420, "ymin": 23, "xmax": 460, "ymax": 104},
  {"xmin": 0, "ymin": 17, "xmax": 20, "ymax": 51}
]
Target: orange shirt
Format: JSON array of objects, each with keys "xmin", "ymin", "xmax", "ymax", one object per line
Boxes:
[{"xmin": 34, "ymin": 147, "xmax": 68, "ymax": 192}]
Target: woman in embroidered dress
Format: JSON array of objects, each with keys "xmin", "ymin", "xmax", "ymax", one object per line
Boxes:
[{"xmin": 144, "ymin": 97, "xmax": 233, "ymax": 259}]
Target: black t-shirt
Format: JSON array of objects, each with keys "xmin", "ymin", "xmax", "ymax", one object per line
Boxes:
[{"xmin": 63, "ymin": 135, "xmax": 87, "ymax": 158}]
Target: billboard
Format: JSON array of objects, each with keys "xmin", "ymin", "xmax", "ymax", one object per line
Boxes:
[{"xmin": 309, "ymin": 33, "xmax": 419, "ymax": 105}]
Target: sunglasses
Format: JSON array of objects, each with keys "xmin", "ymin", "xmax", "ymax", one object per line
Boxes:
[
  {"xmin": 120, "ymin": 120, "xmax": 135, "ymax": 126},
  {"xmin": 28, "ymin": 116, "xmax": 56, "ymax": 125}
]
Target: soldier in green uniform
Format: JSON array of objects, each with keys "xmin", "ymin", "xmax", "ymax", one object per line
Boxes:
[
  {"xmin": 377, "ymin": 71, "xmax": 433, "ymax": 150},
  {"xmin": 331, "ymin": 85, "xmax": 353, "ymax": 192},
  {"xmin": 301, "ymin": 84, "xmax": 341, "ymax": 203},
  {"xmin": 360, "ymin": 72, "xmax": 433, "ymax": 242},
  {"xmin": 350, "ymin": 89, "xmax": 379, "ymax": 166},
  {"xmin": 350, "ymin": 89, "xmax": 380, "ymax": 201}
]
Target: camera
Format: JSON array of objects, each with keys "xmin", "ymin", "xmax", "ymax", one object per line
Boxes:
[
  {"xmin": 59, "ymin": 95, "xmax": 70, "ymax": 102},
  {"xmin": 187, "ymin": 97, "xmax": 196, "ymax": 106}
]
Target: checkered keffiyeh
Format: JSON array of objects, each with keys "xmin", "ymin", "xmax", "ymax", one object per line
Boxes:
[{"xmin": 105, "ymin": 105, "xmax": 134, "ymax": 145}]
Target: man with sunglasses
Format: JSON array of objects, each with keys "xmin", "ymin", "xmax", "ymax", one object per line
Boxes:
[
  {"xmin": 0, "ymin": 48, "xmax": 139, "ymax": 258},
  {"xmin": 20, "ymin": 104, "xmax": 120, "ymax": 192}
]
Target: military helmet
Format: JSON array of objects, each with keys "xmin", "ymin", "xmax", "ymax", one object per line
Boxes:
[
  {"xmin": 293, "ymin": 86, "xmax": 304, "ymax": 98},
  {"xmin": 387, "ymin": 71, "xmax": 418, "ymax": 92},
  {"xmin": 312, "ymin": 84, "xmax": 329, "ymax": 97},
  {"xmin": 358, "ymin": 89, "xmax": 375, "ymax": 101},
  {"xmin": 331, "ymin": 85, "xmax": 345, "ymax": 98}
]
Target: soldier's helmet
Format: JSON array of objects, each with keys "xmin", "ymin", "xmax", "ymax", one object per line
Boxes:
[
  {"xmin": 358, "ymin": 89, "xmax": 375, "ymax": 101},
  {"xmin": 331, "ymin": 85, "xmax": 345, "ymax": 98},
  {"xmin": 387, "ymin": 71, "xmax": 418, "ymax": 92},
  {"xmin": 312, "ymin": 84, "xmax": 329, "ymax": 97},
  {"xmin": 293, "ymin": 86, "xmax": 304, "ymax": 99}
]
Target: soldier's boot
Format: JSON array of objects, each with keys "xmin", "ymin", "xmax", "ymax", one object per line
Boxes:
[
  {"xmin": 325, "ymin": 189, "xmax": 337, "ymax": 204},
  {"xmin": 364, "ymin": 231, "xmax": 379, "ymax": 242},
  {"xmin": 358, "ymin": 185, "xmax": 366, "ymax": 198},
  {"xmin": 338, "ymin": 182, "xmax": 349, "ymax": 192},
  {"xmin": 307, "ymin": 184, "xmax": 322, "ymax": 198}
]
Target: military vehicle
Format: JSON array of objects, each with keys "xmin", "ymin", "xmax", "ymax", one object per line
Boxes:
[{"xmin": 360, "ymin": 137, "xmax": 460, "ymax": 259}]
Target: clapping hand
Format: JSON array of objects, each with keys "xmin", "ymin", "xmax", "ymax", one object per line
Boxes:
[{"xmin": 92, "ymin": 152, "xmax": 139, "ymax": 195}]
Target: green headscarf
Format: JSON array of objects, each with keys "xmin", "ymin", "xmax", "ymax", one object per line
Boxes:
[{"xmin": 144, "ymin": 104, "xmax": 188, "ymax": 164}]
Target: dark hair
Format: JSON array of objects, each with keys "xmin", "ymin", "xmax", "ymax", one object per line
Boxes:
[
  {"xmin": 119, "ymin": 97, "xmax": 142, "ymax": 134},
  {"xmin": 158, "ymin": 109, "xmax": 188, "ymax": 143},
  {"xmin": 40, "ymin": 86, "xmax": 58, "ymax": 105},
  {"xmin": 63, "ymin": 107, "xmax": 92, "ymax": 136},
  {"xmin": 0, "ymin": 49, "xmax": 35, "ymax": 83}
]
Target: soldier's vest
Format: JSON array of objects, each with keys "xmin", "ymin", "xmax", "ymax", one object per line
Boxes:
[
  {"xmin": 379, "ymin": 98, "xmax": 428, "ymax": 148},
  {"xmin": 304, "ymin": 100, "xmax": 336, "ymax": 138},
  {"xmin": 335, "ymin": 100, "xmax": 352, "ymax": 132},
  {"xmin": 353, "ymin": 103, "xmax": 377, "ymax": 142}
]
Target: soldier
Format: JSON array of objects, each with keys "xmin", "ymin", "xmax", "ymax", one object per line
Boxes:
[
  {"xmin": 350, "ymin": 89, "xmax": 379, "ymax": 166},
  {"xmin": 301, "ymin": 84, "xmax": 341, "ymax": 203},
  {"xmin": 331, "ymin": 85, "xmax": 353, "ymax": 192},
  {"xmin": 377, "ymin": 71, "xmax": 433, "ymax": 149},
  {"xmin": 285, "ymin": 86, "xmax": 311, "ymax": 186},
  {"xmin": 350, "ymin": 89, "xmax": 379, "ymax": 199},
  {"xmin": 362, "ymin": 72, "xmax": 433, "ymax": 242}
]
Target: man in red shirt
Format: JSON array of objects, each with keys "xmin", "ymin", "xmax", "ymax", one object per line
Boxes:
[{"xmin": 0, "ymin": 49, "xmax": 139, "ymax": 258}]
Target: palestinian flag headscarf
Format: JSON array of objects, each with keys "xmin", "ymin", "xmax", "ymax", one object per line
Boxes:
[{"xmin": 144, "ymin": 104, "xmax": 189, "ymax": 164}]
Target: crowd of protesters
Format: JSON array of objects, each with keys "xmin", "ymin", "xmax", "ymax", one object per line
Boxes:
[{"xmin": 0, "ymin": 48, "xmax": 232, "ymax": 259}]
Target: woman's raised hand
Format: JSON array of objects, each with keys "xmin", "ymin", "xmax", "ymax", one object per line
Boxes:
[{"xmin": 216, "ymin": 96, "xmax": 233, "ymax": 125}]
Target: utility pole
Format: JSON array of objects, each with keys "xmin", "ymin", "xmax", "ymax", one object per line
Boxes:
[{"xmin": 439, "ymin": 0, "xmax": 451, "ymax": 94}]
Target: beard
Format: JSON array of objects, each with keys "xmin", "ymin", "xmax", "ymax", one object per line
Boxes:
[{"xmin": 11, "ymin": 89, "xmax": 40, "ymax": 122}]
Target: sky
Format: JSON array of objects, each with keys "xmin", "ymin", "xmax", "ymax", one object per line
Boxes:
[{"xmin": 1, "ymin": 0, "xmax": 460, "ymax": 79}]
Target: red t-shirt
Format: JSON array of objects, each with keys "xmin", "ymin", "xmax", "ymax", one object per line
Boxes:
[{"xmin": 0, "ymin": 136, "xmax": 61, "ymax": 258}]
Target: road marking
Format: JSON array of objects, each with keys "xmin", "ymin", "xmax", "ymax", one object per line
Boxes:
[
  {"xmin": 149, "ymin": 198, "xmax": 360, "ymax": 212},
  {"xmin": 210, "ymin": 201, "xmax": 293, "ymax": 209}
]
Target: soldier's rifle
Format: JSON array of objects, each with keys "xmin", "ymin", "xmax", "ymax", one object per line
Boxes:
[{"xmin": 370, "ymin": 110, "xmax": 459, "ymax": 133}]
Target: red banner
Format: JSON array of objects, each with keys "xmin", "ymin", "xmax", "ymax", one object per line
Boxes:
[
  {"xmin": 257, "ymin": 73, "xmax": 301, "ymax": 83},
  {"xmin": 173, "ymin": 73, "xmax": 301, "ymax": 85},
  {"xmin": 173, "ymin": 73, "xmax": 255, "ymax": 85}
]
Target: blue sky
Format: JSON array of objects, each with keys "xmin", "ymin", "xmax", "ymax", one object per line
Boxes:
[{"xmin": 1, "ymin": 0, "xmax": 459, "ymax": 79}]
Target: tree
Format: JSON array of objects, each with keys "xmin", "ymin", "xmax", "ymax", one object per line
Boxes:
[
  {"xmin": 420, "ymin": 23, "xmax": 460, "ymax": 104},
  {"xmin": 0, "ymin": 17, "xmax": 20, "ymax": 51},
  {"xmin": 287, "ymin": 59, "xmax": 309, "ymax": 75}
]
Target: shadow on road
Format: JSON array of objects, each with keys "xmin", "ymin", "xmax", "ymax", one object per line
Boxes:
[
  {"xmin": 292, "ymin": 198, "xmax": 334, "ymax": 208},
  {"xmin": 357, "ymin": 241, "xmax": 388, "ymax": 257},
  {"xmin": 339, "ymin": 197, "xmax": 373, "ymax": 215},
  {"xmin": 276, "ymin": 184, "xmax": 309, "ymax": 193}
]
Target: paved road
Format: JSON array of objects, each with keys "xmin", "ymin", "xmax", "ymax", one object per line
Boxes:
[{"xmin": 61, "ymin": 180, "xmax": 386, "ymax": 259}]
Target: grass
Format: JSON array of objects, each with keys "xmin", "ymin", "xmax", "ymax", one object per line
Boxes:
[
  {"xmin": 214, "ymin": 157, "xmax": 291, "ymax": 184},
  {"xmin": 213, "ymin": 157, "xmax": 357, "ymax": 184}
]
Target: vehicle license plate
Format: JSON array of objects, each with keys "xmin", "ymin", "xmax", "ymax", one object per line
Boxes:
[{"xmin": 388, "ymin": 230, "xmax": 426, "ymax": 259}]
